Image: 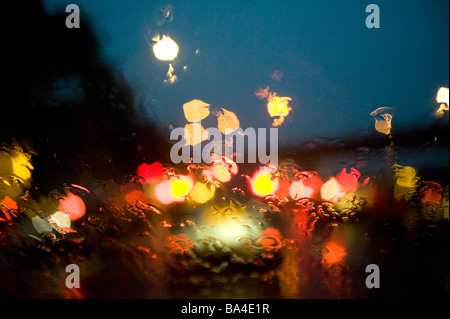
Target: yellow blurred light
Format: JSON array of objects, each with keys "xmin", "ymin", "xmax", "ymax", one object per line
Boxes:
[
  {"xmin": 9, "ymin": 150, "xmax": 33, "ymax": 182},
  {"xmin": 267, "ymin": 96, "xmax": 292, "ymax": 117},
  {"xmin": 12, "ymin": 162, "xmax": 32, "ymax": 181},
  {"xmin": 255, "ymin": 87, "xmax": 292, "ymax": 127},
  {"xmin": 392, "ymin": 164, "xmax": 419, "ymax": 201},
  {"xmin": 153, "ymin": 36, "xmax": 179, "ymax": 61},
  {"xmin": 155, "ymin": 175, "xmax": 193, "ymax": 205},
  {"xmin": 215, "ymin": 221, "xmax": 247, "ymax": 242},
  {"xmin": 249, "ymin": 171, "xmax": 279, "ymax": 197},
  {"xmin": 370, "ymin": 107, "xmax": 393, "ymax": 135},
  {"xmin": 320, "ymin": 178, "xmax": 346, "ymax": 203},
  {"xmin": 163, "ymin": 63, "xmax": 178, "ymax": 85},
  {"xmin": 190, "ymin": 182, "xmax": 215, "ymax": 203},
  {"xmin": 48, "ymin": 211, "xmax": 71, "ymax": 229},
  {"xmin": 217, "ymin": 108, "xmax": 240, "ymax": 134},
  {"xmin": 436, "ymin": 87, "xmax": 449, "ymax": 106},
  {"xmin": 183, "ymin": 122, "xmax": 207, "ymax": 146},
  {"xmin": 436, "ymin": 87, "xmax": 449, "ymax": 116},
  {"xmin": 394, "ymin": 165, "xmax": 418, "ymax": 188},
  {"xmin": 203, "ymin": 157, "xmax": 238, "ymax": 183},
  {"xmin": 212, "ymin": 164, "xmax": 232, "ymax": 182},
  {"xmin": 171, "ymin": 177, "xmax": 193, "ymax": 198},
  {"xmin": 183, "ymin": 99, "xmax": 210, "ymax": 122}
]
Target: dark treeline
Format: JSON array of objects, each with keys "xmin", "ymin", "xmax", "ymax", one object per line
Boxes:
[{"xmin": 2, "ymin": 1, "xmax": 171, "ymax": 193}]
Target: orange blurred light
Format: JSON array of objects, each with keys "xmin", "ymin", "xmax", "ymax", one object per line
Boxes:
[
  {"xmin": 155, "ymin": 175, "xmax": 194, "ymax": 205},
  {"xmin": 421, "ymin": 181, "xmax": 443, "ymax": 204},
  {"xmin": 1, "ymin": 196, "xmax": 18, "ymax": 210},
  {"xmin": 58, "ymin": 193, "xmax": 86, "ymax": 221},
  {"xmin": 322, "ymin": 241, "xmax": 346, "ymax": 265},
  {"xmin": 124, "ymin": 190, "xmax": 149, "ymax": 204},
  {"xmin": 249, "ymin": 170, "xmax": 279, "ymax": 197},
  {"xmin": 120, "ymin": 181, "xmax": 149, "ymax": 204},
  {"xmin": 258, "ymin": 227, "xmax": 283, "ymax": 251}
]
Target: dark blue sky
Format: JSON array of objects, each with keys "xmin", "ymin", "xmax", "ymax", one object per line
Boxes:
[{"xmin": 44, "ymin": 0, "xmax": 449, "ymax": 146}]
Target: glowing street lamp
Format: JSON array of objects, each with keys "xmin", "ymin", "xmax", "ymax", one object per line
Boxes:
[
  {"xmin": 436, "ymin": 87, "xmax": 449, "ymax": 116},
  {"xmin": 436, "ymin": 87, "xmax": 449, "ymax": 108},
  {"xmin": 153, "ymin": 35, "xmax": 179, "ymax": 61}
]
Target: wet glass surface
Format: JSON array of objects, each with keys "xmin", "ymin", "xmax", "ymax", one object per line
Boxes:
[{"xmin": 1, "ymin": 1, "xmax": 448, "ymax": 299}]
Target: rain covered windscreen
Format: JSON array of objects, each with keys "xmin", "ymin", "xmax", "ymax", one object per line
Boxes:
[{"xmin": 1, "ymin": 0, "xmax": 448, "ymax": 301}]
